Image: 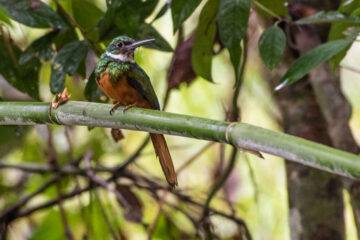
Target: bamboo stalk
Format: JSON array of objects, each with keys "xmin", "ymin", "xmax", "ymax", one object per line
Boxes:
[{"xmin": 0, "ymin": 101, "xmax": 359, "ymax": 178}]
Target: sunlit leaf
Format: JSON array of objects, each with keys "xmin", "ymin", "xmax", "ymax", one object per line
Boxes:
[
  {"xmin": 276, "ymin": 39, "xmax": 353, "ymax": 90},
  {"xmin": 50, "ymin": 41, "xmax": 88, "ymax": 93},
  {"xmin": 153, "ymin": 213, "xmax": 189, "ymax": 239},
  {"xmin": 0, "ymin": 5, "xmax": 12, "ymax": 26},
  {"xmin": 218, "ymin": 0, "xmax": 250, "ymax": 82},
  {"xmin": 258, "ymin": 25, "xmax": 286, "ymax": 69},
  {"xmin": 0, "ymin": 0, "xmax": 65, "ymax": 28},
  {"xmin": 171, "ymin": 0, "xmax": 201, "ymax": 32},
  {"xmin": 192, "ymin": 0, "xmax": 219, "ymax": 81},
  {"xmin": 29, "ymin": 210, "xmax": 64, "ymax": 240},
  {"xmin": 297, "ymin": 11, "xmax": 360, "ymax": 24}
]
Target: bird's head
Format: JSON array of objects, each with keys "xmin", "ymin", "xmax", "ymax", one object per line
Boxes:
[{"xmin": 105, "ymin": 35, "xmax": 155, "ymax": 62}]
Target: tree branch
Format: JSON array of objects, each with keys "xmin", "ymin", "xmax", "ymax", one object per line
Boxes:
[{"xmin": 0, "ymin": 101, "xmax": 360, "ymax": 179}]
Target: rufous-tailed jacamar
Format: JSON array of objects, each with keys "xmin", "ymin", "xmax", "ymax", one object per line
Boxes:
[{"xmin": 95, "ymin": 36, "xmax": 177, "ymax": 187}]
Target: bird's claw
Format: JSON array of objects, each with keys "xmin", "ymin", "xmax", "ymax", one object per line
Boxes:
[
  {"xmin": 122, "ymin": 103, "xmax": 136, "ymax": 113},
  {"xmin": 109, "ymin": 103, "xmax": 122, "ymax": 115}
]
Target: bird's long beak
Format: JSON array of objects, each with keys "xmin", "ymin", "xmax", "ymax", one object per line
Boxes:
[{"xmin": 126, "ymin": 38, "xmax": 155, "ymax": 50}]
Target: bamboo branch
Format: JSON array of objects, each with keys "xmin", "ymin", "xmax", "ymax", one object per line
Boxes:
[{"xmin": 0, "ymin": 101, "xmax": 360, "ymax": 179}]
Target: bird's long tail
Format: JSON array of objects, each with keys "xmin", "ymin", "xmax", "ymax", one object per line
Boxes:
[{"xmin": 150, "ymin": 133, "xmax": 177, "ymax": 187}]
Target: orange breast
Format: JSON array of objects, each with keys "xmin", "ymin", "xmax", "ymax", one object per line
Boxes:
[{"xmin": 97, "ymin": 71, "xmax": 151, "ymax": 108}]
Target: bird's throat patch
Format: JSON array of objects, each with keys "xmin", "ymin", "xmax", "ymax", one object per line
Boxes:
[{"xmin": 105, "ymin": 51, "xmax": 134, "ymax": 63}]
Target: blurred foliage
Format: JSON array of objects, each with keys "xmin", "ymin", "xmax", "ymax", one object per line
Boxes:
[{"xmin": 0, "ymin": 0, "xmax": 359, "ymax": 239}]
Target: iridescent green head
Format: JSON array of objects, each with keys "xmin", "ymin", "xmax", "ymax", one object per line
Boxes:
[{"xmin": 105, "ymin": 35, "xmax": 155, "ymax": 62}]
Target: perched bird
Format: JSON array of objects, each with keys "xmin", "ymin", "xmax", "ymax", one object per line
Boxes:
[{"xmin": 94, "ymin": 36, "xmax": 177, "ymax": 187}]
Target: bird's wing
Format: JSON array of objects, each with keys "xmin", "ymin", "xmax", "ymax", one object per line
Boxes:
[{"xmin": 127, "ymin": 63, "xmax": 160, "ymax": 110}]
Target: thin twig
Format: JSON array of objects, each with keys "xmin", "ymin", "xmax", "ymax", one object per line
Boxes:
[
  {"xmin": 0, "ymin": 175, "xmax": 60, "ymax": 223},
  {"xmin": 47, "ymin": 127, "xmax": 74, "ymax": 240},
  {"xmin": 341, "ymin": 64, "xmax": 360, "ymax": 75},
  {"xmin": 200, "ymin": 36, "xmax": 249, "ymax": 239},
  {"xmin": 13, "ymin": 170, "xmax": 251, "ymax": 239}
]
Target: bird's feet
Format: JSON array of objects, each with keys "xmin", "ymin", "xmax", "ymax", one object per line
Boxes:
[
  {"xmin": 109, "ymin": 102, "xmax": 122, "ymax": 115},
  {"xmin": 109, "ymin": 102, "xmax": 137, "ymax": 115},
  {"xmin": 122, "ymin": 103, "xmax": 137, "ymax": 113}
]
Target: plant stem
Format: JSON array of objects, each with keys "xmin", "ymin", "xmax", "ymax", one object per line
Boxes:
[{"xmin": 0, "ymin": 101, "xmax": 360, "ymax": 179}]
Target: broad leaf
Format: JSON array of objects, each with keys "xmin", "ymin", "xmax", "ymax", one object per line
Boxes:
[
  {"xmin": 168, "ymin": 35, "xmax": 196, "ymax": 89},
  {"xmin": 192, "ymin": 0, "xmax": 219, "ymax": 81},
  {"xmin": 50, "ymin": 41, "xmax": 88, "ymax": 93},
  {"xmin": 171, "ymin": 0, "xmax": 201, "ymax": 32},
  {"xmin": 152, "ymin": 1, "xmax": 170, "ymax": 22},
  {"xmin": 139, "ymin": 0, "xmax": 159, "ymax": 20},
  {"xmin": 297, "ymin": 11, "xmax": 360, "ymax": 24},
  {"xmin": 0, "ymin": 37, "xmax": 40, "ymax": 99},
  {"xmin": 0, "ymin": 5, "xmax": 11, "ymax": 26},
  {"xmin": 218, "ymin": 0, "xmax": 250, "ymax": 82},
  {"xmin": 276, "ymin": 39, "xmax": 353, "ymax": 90},
  {"xmin": 258, "ymin": 25, "xmax": 286, "ymax": 69},
  {"xmin": 29, "ymin": 210, "xmax": 64, "ymax": 240},
  {"xmin": 99, "ymin": 0, "xmax": 158, "ymax": 39},
  {"xmin": 255, "ymin": 0, "xmax": 287, "ymax": 16},
  {"xmin": 137, "ymin": 23, "xmax": 173, "ymax": 52},
  {"xmin": 0, "ymin": 0, "xmax": 65, "ymax": 28},
  {"xmin": 72, "ymin": 0, "xmax": 104, "ymax": 40},
  {"xmin": 20, "ymin": 30, "xmax": 59, "ymax": 64},
  {"xmin": 85, "ymin": 73, "xmax": 103, "ymax": 102},
  {"xmin": 328, "ymin": 5, "xmax": 360, "ymax": 69}
]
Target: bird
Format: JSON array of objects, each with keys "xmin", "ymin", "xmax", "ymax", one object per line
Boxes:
[{"xmin": 94, "ymin": 35, "xmax": 177, "ymax": 187}]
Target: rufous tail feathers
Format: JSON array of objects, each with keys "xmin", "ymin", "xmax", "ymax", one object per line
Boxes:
[{"xmin": 150, "ymin": 133, "xmax": 178, "ymax": 187}]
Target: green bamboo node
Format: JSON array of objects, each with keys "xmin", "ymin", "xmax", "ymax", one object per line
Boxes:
[{"xmin": 0, "ymin": 101, "xmax": 360, "ymax": 179}]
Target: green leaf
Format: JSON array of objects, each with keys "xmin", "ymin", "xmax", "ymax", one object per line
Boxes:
[
  {"xmin": 191, "ymin": 0, "xmax": 219, "ymax": 81},
  {"xmin": 0, "ymin": 37, "xmax": 40, "ymax": 99},
  {"xmin": 328, "ymin": 6, "xmax": 360, "ymax": 70},
  {"xmin": 20, "ymin": 30, "xmax": 59, "ymax": 64},
  {"xmin": 152, "ymin": 1, "xmax": 170, "ymax": 22},
  {"xmin": 0, "ymin": 5, "xmax": 12, "ymax": 26},
  {"xmin": 171, "ymin": 0, "xmax": 201, "ymax": 33},
  {"xmin": 0, "ymin": 125, "xmax": 28, "ymax": 157},
  {"xmin": 338, "ymin": 0, "xmax": 360, "ymax": 15},
  {"xmin": 139, "ymin": 0, "xmax": 159, "ymax": 20},
  {"xmin": 72, "ymin": 0, "xmax": 104, "ymax": 35},
  {"xmin": 85, "ymin": 72, "xmax": 103, "ymax": 102},
  {"xmin": 99, "ymin": 0, "xmax": 158, "ymax": 39},
  {"xmin": 29, "ymin": 210, "xmax": 64, "ymax": 240},
  {"xmin": 0, "ymin": 0, "xmax": 65, "ymax": 28},
  {"xmin": 258, "ymin": 25, "xmax": 286, "ymax": 69},
  {"xmin": 137, "ymin": 23, "xmax": 173, "ymax": 52},
  {"xmin": 218, "ymin": 0, "xmax": 250, "ymax": 81},
  {"xmin": 297, "ymin": 11, "xmax": 360, "ymax": 24},
  {"xmin": 50, "ymin": 41, "xmax": 88, "ymax": 94},
  {"xmin": 276, "ymin": 39, "xmax": 353, "ymax": 90},
  {"xmin": 255, "ymin": 0, "xmax": 287, "ymax": 16}
]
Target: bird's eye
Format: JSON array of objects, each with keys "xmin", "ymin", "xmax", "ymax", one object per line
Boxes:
[{"xmin": 117, "ymin": 42, "xmax": 124, "ymax": 48}]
